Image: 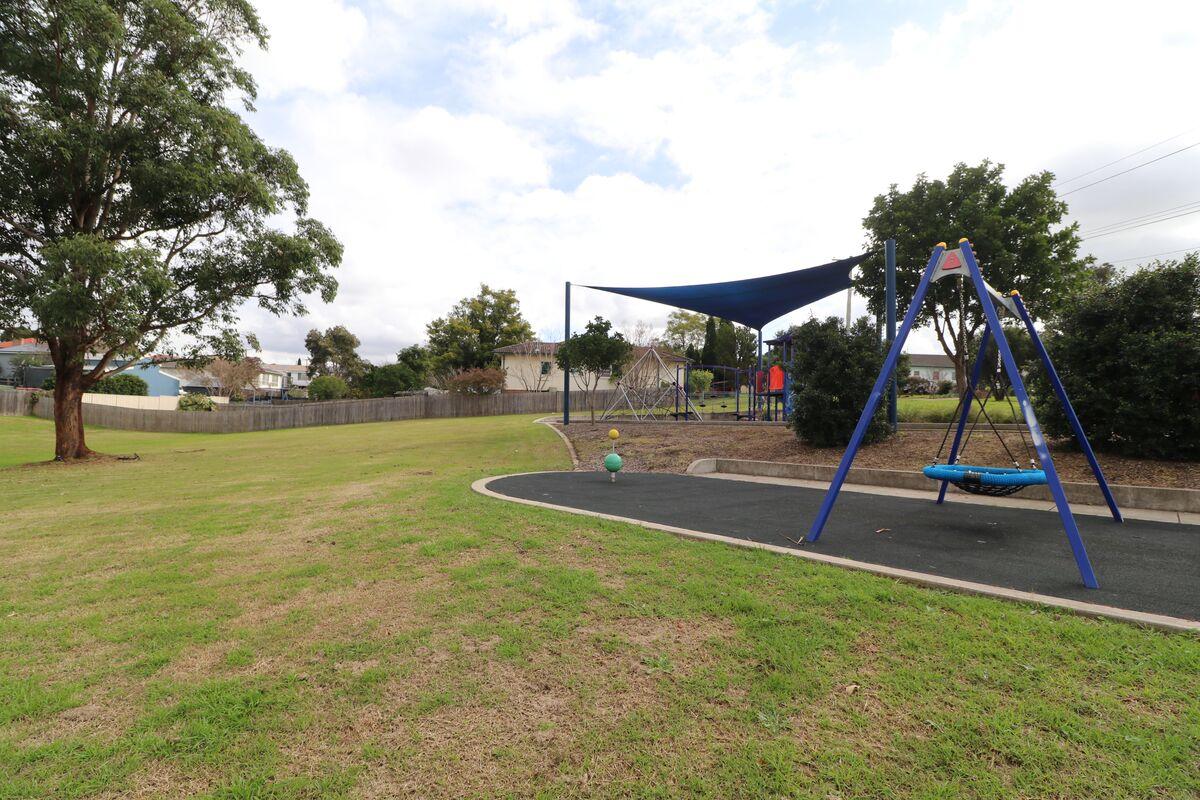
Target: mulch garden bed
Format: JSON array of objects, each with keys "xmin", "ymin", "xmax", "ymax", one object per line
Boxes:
[{"xmin": 554, "ymin": 422, "xmax": 1200, "ymax": 490}]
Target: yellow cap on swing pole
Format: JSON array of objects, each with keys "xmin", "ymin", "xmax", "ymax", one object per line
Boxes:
[
  {"xmin": 935, "ymin": 241, "xmax": 947, "ymax": 248},
  {"xmin": 958, "ymin": 237, "xmax": 969, "ymax": 243}
]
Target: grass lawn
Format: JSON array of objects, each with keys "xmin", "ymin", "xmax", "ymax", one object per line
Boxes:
[
  {"xmin": 1, "ymin": 414, "xmax": 1197, "ymax": 798},
  {"xmin": 897, "ymin": 395, "xmax": 1021, "ymax": 424}
]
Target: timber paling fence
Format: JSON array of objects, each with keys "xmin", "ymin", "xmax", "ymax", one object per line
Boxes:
[{"xmin": 1, "ymin": 390, "xmax": 617, "ymax": 434}]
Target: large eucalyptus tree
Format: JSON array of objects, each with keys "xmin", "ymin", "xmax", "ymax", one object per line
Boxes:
[{"xmin": 0, "ymin": 1, "xmax": 341, "ymax": 459}]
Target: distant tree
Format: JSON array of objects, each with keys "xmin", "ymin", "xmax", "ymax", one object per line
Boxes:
[
  {"xmin": 360, "ymin": 362, "xmax": 423, "ymax": 397},
  {"xmin": 687, "ymin": 369, "xmax": 714, "ymax": 397},
  {"xmin": 555, "ymin": 317, "xmax": 633, "ymax": 423},
  {"xmin": 426, "ymin": 285, "xmax": 534, "ymax": 372},
  {"xmin": 699, "ymin": 316, "xmax": 717, "ymax": 366},
  {"xmin": 446, "ymin": 367, "xmax": 506, "ymax": 395},
  {"xmin": 664, "ymin": 310, "xmax": 707, "ymax": 352},
  {"xmin": 713, "ymin": 318, "xmax": 737, "ymax": 368},
  {"xmin": 308, "ymin": 375, "xmax": 349, "ymax": 401},
  {"xmin": 0, "ymin": 1, "xmax": 341, "ymax": 459},
  {"xmin": 733, "ymin": 325, "xmax": 759, "ymax": 372},
  {"xmin": 858, "ymin": 160, "xmax": 1090, "ymax": 393},
  {"xmin": 305, "ymin": 326, "xmax": 367, "ymax": 383},
  {"xmin": 396, "ymin": 344, "xmax": 431, "ymax": 387},
  {"xmin": 1029, "ymin": 255, "xmax": 1200, "ymax": 460},
  {"xmin": 207, "ymin": 357, "xmax": 265, "ymax": 399},
  {"xmin": 684, "ymin": 343, "xmax": 701, "ymax": 363},
  {"xmin": 789, "ymin": 316, "xmax": 893, "ymax": 447},
  {"xmin": 623, "ymin": 319, "xmax": 658, "ymax": 348}
]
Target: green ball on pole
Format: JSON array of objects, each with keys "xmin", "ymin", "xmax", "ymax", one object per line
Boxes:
[{"xmin": 604, "ymin": 452, "xmax": 623, "ymax": 474}]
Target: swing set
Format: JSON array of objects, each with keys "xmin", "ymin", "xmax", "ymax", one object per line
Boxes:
[{"xmin": 807, "ymin": 239, "xmax": 1122, "ymax": 589}]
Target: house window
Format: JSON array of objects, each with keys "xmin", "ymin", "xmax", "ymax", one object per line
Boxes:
[{"xmin": 540, "ymin": 361, "xmax": 551, "ymax": 375}]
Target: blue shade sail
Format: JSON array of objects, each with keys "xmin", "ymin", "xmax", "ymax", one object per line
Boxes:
[{"xmin": 586, "ymin": 253, "xmax": 868, "ymax": 331}]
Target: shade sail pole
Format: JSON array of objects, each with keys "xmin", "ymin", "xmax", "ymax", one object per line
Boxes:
[
  {"xmin": 563, "ymin": 281, "xmax": 571, "ymax": 425},
  {"xmin": 756, "ymin": 328, "xmax": 763, "ymax": 421}
]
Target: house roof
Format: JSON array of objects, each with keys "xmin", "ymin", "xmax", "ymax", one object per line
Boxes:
[
  {"xmin": 0, "ymin": 341, "xmax": 50, "ymax": 355},
  {"xmin": 495, "ymin": 340, "xmax": 688, "ymax": 363},
  {"xmin": 261, "ymin": 363, "xmax": 309, "ymax": 374},
  {"xmin": 907, "ymin": 353, "xmax": 955, "ymax": 368}
]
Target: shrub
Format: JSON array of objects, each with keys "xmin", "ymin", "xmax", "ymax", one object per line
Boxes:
[
  {"xmin": 41, "ymin": 372, "xmax": 149, "ymax": 395},
  {"xmin": 902, "ymin": 374, "xmax": 933, "ymax": 395},
  {"xmin": 936, "ymin": 379, "xmax": 955, "ymax": 395},
  {"xmin": 309, "ymin": 375, "xmax": 350, "ymax": 401},
  {"xmin": 788, "ymin": 316, "xmax": 893, "ymax": 447},
  {"xmin": 447, "ymin": 367, "xmax": 505, "ymax": 395},
  {"xmin": 1029, "ymin": 255, "xmax": 1200, "ymax": 460},
  {"xmin": 687, "ymin": 369, "xmax": 714, "ymax": 396},
  {"xmin": 178, "ymin": 392, "xmax": 216, "ymax": 412}
]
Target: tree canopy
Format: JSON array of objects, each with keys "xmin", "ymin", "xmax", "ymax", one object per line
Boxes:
[
  {"xmin": 858, "ymin": 160, "xmax": 1089, "ymax": 391},
  {"xmin": 305, "ymin": 325, "xmax": 366, "ymax": 383},
  {"xmin": 426, "ymin": 284, "xmax": 534, "ymax": 373},
  {"xmin": 555, "ymin": 316, "xmax": 631, "ymax": 422},
  {"xmin": 0, "ymin": 0, "xmax": 341, "ymax": 458}
]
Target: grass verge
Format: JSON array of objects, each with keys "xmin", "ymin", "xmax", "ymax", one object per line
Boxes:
[{"xmin": 0, "ymin": 414, "xmax": 1196, "ymax": 798}]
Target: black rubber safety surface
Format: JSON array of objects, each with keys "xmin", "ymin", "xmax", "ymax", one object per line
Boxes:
[{"xmin": 487, "ymin": 471, "xmax": 1199, "ymax": 621}]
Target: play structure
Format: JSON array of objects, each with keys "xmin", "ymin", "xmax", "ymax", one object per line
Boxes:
[
  {"xmin": 807, "ymin": 239, "xmax": 1122, "ymax": 589},
  {"xmin": 567, "ymin": 253, "xmax": 867, "ymax": 424},
  {"xmin": 604, "ymin": 428, "xmax": 623, "ymax": 481}
]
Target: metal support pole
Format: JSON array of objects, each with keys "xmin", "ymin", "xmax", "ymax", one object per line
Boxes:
[
  {"xmin": 885, "ymin": 238, "xmax": 898, "ymax": 432},
  {"xmin": 1011, "ymin": 294, "xmax": 1122, "ymax": 523},
  {"xmin": 755, "ymin": 328, "xmax": 763, "ymax": 421},
  {"xmin": 563, "ymin": 281, "xmax": 571, "ymax": 425},
  {"xmin": 935, "ymin": 325, "xmax": 990, "ymax": 504},
  {"xmin": 808, "ymin": 244, "xmax": 946, "ymax": 542},
  {"xmin": 960, "ymin": 241, "xmax": 1099, "ymax": 588}
]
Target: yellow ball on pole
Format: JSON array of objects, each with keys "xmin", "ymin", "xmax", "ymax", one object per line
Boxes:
[{"xmin": 608, "ymin": 428, "xmax": 620, "ymax": 441}]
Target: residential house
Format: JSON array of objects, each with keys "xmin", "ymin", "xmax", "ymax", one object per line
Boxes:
[
  {"xmin": 906, "ymin": 353, "xmax": 956, "ymax": 383},
  {"xmin": 0, "ymin": 339, "xmax": 50, "ymax": 386},
  {"xmin": 494, "ymin": 341, "xmax": 688, "ymax": 392}
]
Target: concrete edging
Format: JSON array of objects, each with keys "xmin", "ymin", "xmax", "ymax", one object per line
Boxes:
[
  {"xmin": 687, "ymin": 458, "xmax": 1200, "ymax": 516},
  {"xmin": 471, "ymin": 472, "xmax": 1199, "ymax": 633},
  {"xmin": 535, "ymin": 416, "xmax": 580, "ymax": 469}
]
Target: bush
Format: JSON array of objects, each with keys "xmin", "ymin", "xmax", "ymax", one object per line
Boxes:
[
  {"xmin": 936, "ymin": 379, "xmax": 955, "ymax": 395},
  {"xmin": 902, "ymin": 374, "xmax": 933, "ymax": 394},
  {"xmin": 788, "ymin": 316, "xmax": 893, "ymax": 447},
  {"xmin": 360, "ymin": 362, "xmax": 422, "ymax": 397},
  {"xmin": 41, "ymin": 372, "xmax": 149, "ymax": 395},
  {"xmin": 447, "ymin": 367, "xmax": 505, "ymax": 395},
  {"xmin": 308, "ymin": 375, "xmax": 350, "ymax": 401},
  {"xmin": 687, "ymin": 369, "xmax": 714, "ymax": 396},
  {"xmin": 1029, "ymin": 255, "xmax": 1200, "ymax": 460},
  {"xmin": 178, "ymin": 392, "xmax": 216, "ymax": 412}
]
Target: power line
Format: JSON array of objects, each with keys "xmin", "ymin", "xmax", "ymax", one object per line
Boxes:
[
  {"xmin": 1058, "ymin": 140, "xmax": 1200, "ymax": 197},
  {"xmin": 1053, "ymin": 128, "xmax": 1195, "ymax": 187},
  {"xmin": 1105, "ymin": 245, "xmax": 1200, "ymax": 264},
  {"xmin": 1079, "ymin": 198, "xmax": 1200, "ymax": 237},
  {"xmin": 1081, "ymin": 206, "xmax": 1200, "ymax": 240}
]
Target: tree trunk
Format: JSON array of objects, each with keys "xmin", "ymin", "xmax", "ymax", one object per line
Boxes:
[{"xmin": 53, "ymin": 363, "xmax": 93, "ymax": 460}]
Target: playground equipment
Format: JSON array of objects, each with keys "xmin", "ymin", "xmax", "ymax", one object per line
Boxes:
[
  {"xmin": 600, "ymin": 347, "xmax": 700, "ymax": 421},
  {"xmin": 604, "ymin": 428, "xmax": 623, "ymax": 481},
  {"xmin": 564, "ymin": 252, "xmax": 870, "ymax": 425},
  {"xmin": 806, "ymin": 239, "xmax": 1122, "ymax": 589}
]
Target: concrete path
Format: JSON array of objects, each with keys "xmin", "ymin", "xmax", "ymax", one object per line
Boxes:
[{"xmin": 481, "ymin": 471, "xmax": 1199, "ymax": 627}]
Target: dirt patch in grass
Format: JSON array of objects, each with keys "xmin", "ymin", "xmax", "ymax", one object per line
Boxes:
[{"xmin": 556, "ymin": 422, "xmax": 1200, "ymax": 489}]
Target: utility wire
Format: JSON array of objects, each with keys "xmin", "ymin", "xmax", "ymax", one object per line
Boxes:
[
  {"xmin": 1054, "ymin": 128, "xmax": 1196, "ymax": 187},
  {"xmin": 1105, "ymin": 245, "xmax": 1200, "ymax": 264},
  {"xmin": 1058, "ymin": 141, "xmax": 1200, "ymax": 197},
  {"xmin": 1080, "ymin": 206, "xmax": 1200, "ymax": 240},
  {"xmin": 1079, "ymin": 198, "xmax": 1200, "ymax": 237}
]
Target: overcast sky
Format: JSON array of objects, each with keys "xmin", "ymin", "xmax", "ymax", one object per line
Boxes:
[{"xmin": 235, "ymin": 0, "xmax": 1200, "ymax": 363}]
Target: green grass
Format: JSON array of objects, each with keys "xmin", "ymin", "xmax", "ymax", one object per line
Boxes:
[
  {"xmin": 0, "ymin": 413, "xmax": 1196, "ymax": 797},
  {"xmin": 898, "ymin": 394, "xmax": 1022, "ymax": 424}
]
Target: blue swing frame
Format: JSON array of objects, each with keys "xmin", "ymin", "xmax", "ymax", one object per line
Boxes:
[{"xmin": 805, "ymin": 239, "xmax": 1122, "ymax": 589}]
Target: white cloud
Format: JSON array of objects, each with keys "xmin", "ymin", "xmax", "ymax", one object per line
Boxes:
[{"xmin": 240, "ymin": 0, "xmax": 1200, "ymax": 362}]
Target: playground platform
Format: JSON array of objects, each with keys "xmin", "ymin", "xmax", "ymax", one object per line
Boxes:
[{"xmin": 477, "ymin": 471, "xmax": 1199, "ymax": 630}]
